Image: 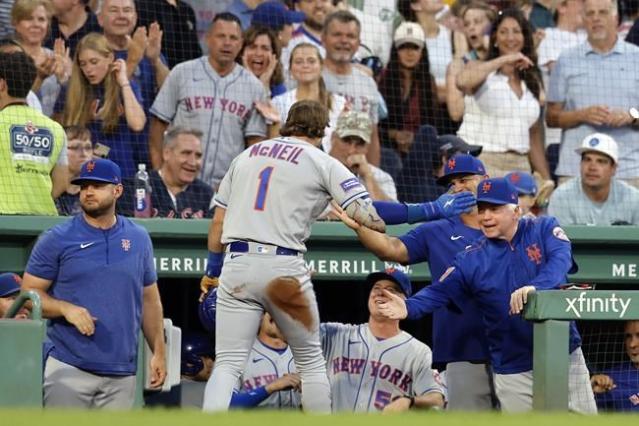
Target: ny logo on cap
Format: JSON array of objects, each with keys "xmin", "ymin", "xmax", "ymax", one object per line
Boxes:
[
  {"xmin": 589, "ymin": 138, "xmax": 600, "ymax": 147},
  {"xmin": 385, "ymin": 267, "xmax": 397, "ymax": 274},
  {"xmin": 86, "ymin": 161, "xmax": 96, "ymax": 172},
  {"xmin": 509, "ymin": 173, "xmax": 521, "ymax": 183},
  {"xmin": 448, "ymin": 158, "xmax": 456, "ymax": 169},
  {"xmin": 482, "ymin": 181, "xmax": 492, "ymax": 193}
]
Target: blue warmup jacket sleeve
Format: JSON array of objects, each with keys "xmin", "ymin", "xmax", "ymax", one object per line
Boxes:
[
  {"xmin": 229, "ymin": 386, "xmax": 269, "ymax": 408},
  {"xmin": 528, "ymin": 217, "xmax": 573, "ymax": 290},
  {"xmin": 405, "ymin": 261, "xmax": 468, "ymax": 320}
]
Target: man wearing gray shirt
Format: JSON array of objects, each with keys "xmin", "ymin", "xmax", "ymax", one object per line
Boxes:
[
  {"xmin": 321, "ymin": 10, "xmax": 381, "ymax": 166},
  {"xmin": 548, "ymin": 133, "xmax": 639, "ymax": 225}
]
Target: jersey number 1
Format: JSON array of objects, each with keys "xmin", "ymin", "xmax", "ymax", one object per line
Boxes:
[{"xmin": 254, "ymin": 166, "xmax": 274, "ymax": 211}]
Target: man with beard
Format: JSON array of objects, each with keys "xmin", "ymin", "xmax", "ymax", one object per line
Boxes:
[{"xmin": 21, "ymin": 158, "xmax": 167, "ymax": 408}]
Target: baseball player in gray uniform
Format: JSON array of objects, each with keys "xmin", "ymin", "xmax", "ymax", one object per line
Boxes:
[
  {"xmin": 230, "ymin": 313, "xmax": 301, "ymax": 409},
  {"xmin": 321, "ymin": 269, "xmax": 445, "ymax": 412},
  {"xmin": 201, "ymin": 100, "xmax": 385, "ymax": 413},
  {"xmin": 149, "ymin": 12, "xmax": 266, "ymax": 188}
]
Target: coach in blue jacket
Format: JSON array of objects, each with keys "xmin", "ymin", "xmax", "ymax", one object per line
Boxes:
[{"xmin": 375, "ymin": 177, "xmax": 597, "ymax": 413}]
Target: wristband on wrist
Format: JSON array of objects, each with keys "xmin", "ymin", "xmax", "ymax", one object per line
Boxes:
[
  {"xmin": 391, "ymin": 394, "xmax": 415, "ymax": 408},
  {"xmin": 206, "ymin": 251, "xmax": 224, "ymax": 277},
  {"xmin": 120, "ymin": 83, "xmax": 131, "ymax": 89}
]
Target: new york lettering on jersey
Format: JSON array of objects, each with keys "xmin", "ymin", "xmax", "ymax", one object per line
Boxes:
[{"xmin": 182, "ymin": 96, "xmax": 250, "ymax": 119}]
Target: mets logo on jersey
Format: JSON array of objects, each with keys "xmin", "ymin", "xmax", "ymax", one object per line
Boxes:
[
  {"xmin": 121, "ymin": 239, "xmax": 131, "ymax": 251},
  {"xmin": 526, "ymin": 243, "xmax": 542, "ymax": 265}
]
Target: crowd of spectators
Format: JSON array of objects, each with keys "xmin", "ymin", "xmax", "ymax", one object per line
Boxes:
[{"xmin": 0, "ymin": 0, "xmax": 637, "ymax": 225}]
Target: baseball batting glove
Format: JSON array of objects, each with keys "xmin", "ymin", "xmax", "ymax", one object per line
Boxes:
[
  {"xmin": 199, "ymin": 251, "xmax": 223, "ymax": 302},
  {"xmin": 406, "ymin": 191, "xmax": 476, "ymax": 223},
  {"xmin": 198, "ymin": 287, "xmax": 218, "ymax": 333}
]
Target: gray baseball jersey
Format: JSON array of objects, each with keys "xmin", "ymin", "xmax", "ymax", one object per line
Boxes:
[
  {"xmin": 214, "ymin": 136, "xmax": 369, "ymax": 252},
  {"xmin": 150, "ymin": 57, "xmax": 267, "ymax": 187},
  {"xmin": 235, "ymin": 339, "xmax": 301, "ymax": 409},
  {"xmin": 320, "ymin": 323, "xmax": 443, "ymax": 412},
  {"xmin": 322, "ymin": 68, "xmax": 380, "ymax": 123}
]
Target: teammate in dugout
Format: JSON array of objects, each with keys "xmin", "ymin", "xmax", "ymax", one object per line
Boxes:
[
  {"xmin": 321, "ymin": 269, "xmax": 445, "ymax": 412},
  {"xmin": 344, "ymin": 177, "xmax": 597, "ymax": 413},
  {"xmin": 21, "ymin": 158, "xmax": 166, "ymax": 409},
  {"xmin": 200, "ymin": 100, "xmax": 385, "ymax": 413},
  {"xmin": 341, "ymin": 153, "xmax": 497, "ymax": 410}
]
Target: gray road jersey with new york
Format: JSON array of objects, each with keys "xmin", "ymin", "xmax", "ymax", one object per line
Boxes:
[
  {"xmin": 150, "ymin": 57, "xmax": 266, "ymax": 187},
  {"xmin": 214, "ymin": 136, "xmax": 369, "ymax": 252}
]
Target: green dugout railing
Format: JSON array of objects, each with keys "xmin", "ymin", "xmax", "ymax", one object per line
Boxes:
[
  {"xmin": 523, "ymin": 290, "xmax": 639, "ymax": 411},
  {"xmin": 0, "ymin": 216, "xmax": 638, "ymax": 284},
  {"xmin": 0, "ymin": 291, "xmax": 45, "ymax": 407}
]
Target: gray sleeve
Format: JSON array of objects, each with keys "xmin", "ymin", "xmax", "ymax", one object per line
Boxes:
[
  {"xmin": 412, "ymin": 347, "xmax": 443, "ymax": 397},
  {"xmin": 150, "ymin": 65, "xmax": 181, "ymax": 122},
  {"xmin": 243, "ymin": 83, "xmax": 267, "ymax": 138},
  {"xmin": 323, "ymin": 158, "xmax": 369, "ymax": 209}
]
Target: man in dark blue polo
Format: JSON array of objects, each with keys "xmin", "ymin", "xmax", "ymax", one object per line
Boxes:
[{"xmin": 22, "ymin": 158, "xmax": 166, "ymax": 409}]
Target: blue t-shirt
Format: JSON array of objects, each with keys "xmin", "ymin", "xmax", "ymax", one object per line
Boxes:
[
  {"xmin": 595, "ymin": 361, "xmax": 639, "ymax": 412},
  {"xmin": 405, "ymin": 216, "xmax": 581, "ymax": 374},
  {"xmin": 26, "ymin": 214, "xmax": 157, "ymax": 375},
  {"xmin": 399, "ymin": 216, "xmax": 488, "ymax": 364}
]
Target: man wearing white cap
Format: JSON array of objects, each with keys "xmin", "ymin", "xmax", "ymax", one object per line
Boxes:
[{"xmin": 548, "ymin": 133, "xmax": 639, "ymax": 225}]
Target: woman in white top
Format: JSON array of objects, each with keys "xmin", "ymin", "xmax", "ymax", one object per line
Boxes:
[
  {"xmin": 271, "ymin": 43, "xmax": 346, "ymax": 152},
  {"xmin": 456, "ymin": 7, "xmax": 550, "ymax": 179}
]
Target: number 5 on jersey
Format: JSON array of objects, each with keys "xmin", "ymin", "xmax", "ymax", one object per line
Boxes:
[{"xmin": 254, "ymin": 166, "xmax": 274, "ymax": 211}]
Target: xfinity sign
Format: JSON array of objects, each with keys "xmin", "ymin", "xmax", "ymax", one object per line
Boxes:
[{"xmin": 565, "ymin": 292, "xmax": 631, "ymax": 319}]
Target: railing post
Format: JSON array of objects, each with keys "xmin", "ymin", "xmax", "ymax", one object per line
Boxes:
[{"xmin": 532, "ymin": 319, "xmax": 569, "ymax": 411}]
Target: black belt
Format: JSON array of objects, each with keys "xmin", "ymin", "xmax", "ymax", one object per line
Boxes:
[{"xmin": 228, "ymin": 241, "xmax": 299, "ymax": 256}]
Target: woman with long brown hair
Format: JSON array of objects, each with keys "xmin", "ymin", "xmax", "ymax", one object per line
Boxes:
[
  {"xmin": 240, "ymin": 26, "xmax": 286, "ymax": 98},
  {"xmin": 54, "ymin": 32, "xmax": 145, "ymax": 178}
]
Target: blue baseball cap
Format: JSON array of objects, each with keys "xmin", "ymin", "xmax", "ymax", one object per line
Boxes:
[
  {"xmin": 436, "ymin": 153, "xmax": 486, "ymax": 186},
  {"xmin": 252, "ymin": 2, "xmax": 305, "ymax": 29},
  {"xmin": 476, "ymin": 177, "xmax": 519, "ymax": 205},
  {"xmin": 505, "ymin": 171, "xmax": 537, "ymax": 196},
  {"xmin": 71, "ymin": 159, "xmax": 122, "ymax": 185},
  {"xmin": 0, "ymin": 272, "xmax": 21, "ymax": 297},
  {"xmin": 367, "ymin": 268, "xmax": 412, "ymax": 297}
]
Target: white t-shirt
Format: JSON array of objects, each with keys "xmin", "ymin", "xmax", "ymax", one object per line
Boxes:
[
  {"xmin": 426, "ymin": 25, "xmax": 453, "ymax": 87},
  {"xmin": 473, "ymin": 72, "xmax": 540, "ymax": 153},
  {"xmin": 272, "ymin": 89, "xmax": 347, "ymax": 153}
]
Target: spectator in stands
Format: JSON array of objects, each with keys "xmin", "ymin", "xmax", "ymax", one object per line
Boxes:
[
  {"xmin": 44, "ymin": 0, "xmax": 101, "ymax": 56},
  {"xmin": 118, "ymin": 126, "xmax": 213, "ymax": 218},
  {"xmin": 239, "ymin": 26, "xmax": 286, "ymax": 98},
  {"xmin": 547, "ymin": 0, "xmax": 639, "ymax": 186},
  {"xmin": 396, "ymin": 130, "xmax": 483, "ymax": 202},
  {"xmin": 251, "ymin": 1, "xmax": 306, "ymax": 49},
  {"xmin": 378, "ymin": 22, "xmax": 441, "ymax": 157},
  {"xmin": 281, "ymin": 0, "xmax": 331, "ymax": 70},
  {"xmin": 456, "ymin": 8, "xmax": 550, "ymax": 180},
  {"xmin": 618, "ymin": 0, "xmax": 639, "ymax": 39},
  {"xmin": 548, "ymin": 133, "xmax": 639, "ymax": 225},
  {"xmin": 0, "ymin": 37, "xmax": 43, "ymax": 111},
  {"xmin": 149, "ymin": 13, "xmax": 266, "ymax": 189},
  {"xmin": 271, "ymin": 42, "xmax": 346, "ymax": 150},
  {"xmin": 11, "ymin": 0, "xmax": 71, "ymax": 116},
  {"xmin": 0, "ymin": 272, "xmax": 28, "ymax": 319},
  {"xmin": 56, "ymin": 125, "xmax": 92, "ymax": 215},
  {"xmin": 398, "ymin": 0, "xmax": 465, "ymax": 104},
  {"xmin": 446, "ymin": 1, "xmax": 496, "ymax": 124},
  {"xmin": 537, "ymin": 0, "xmax": 586, "ymax": 174},
  {"xmin": 0, "ymin": 51, "xmax": 68, "ymax": 216},
  {"xmin": 98, "ymin": 0, "xmax": 168, "ymax": 114},
  {"xmin": 330, "ymin": 111, "xmax": 397, "ymax": 201},
  {"xmin": 55, "ymin": 32, "xmax": 146, "ymax": 178},
  {"xmin": 226, "ymin": 0, "xmax": 266, "ymax": 30},
  {"xmin": 505, "ymin": 171, "xmax": 538, "ymax": 215},
  {"xmin": 321, "ymin": 10, "xmax": 381, "ymax": 165},
  {"xmin": 591, "ymin": 320, "xmax": 639, "ymax": 412},
  {"xmin": 135, "ymin": 0, "xmax": 202, "ymax": 68}
]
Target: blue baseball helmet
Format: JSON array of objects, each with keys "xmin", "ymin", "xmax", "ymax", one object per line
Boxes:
[
  {"xmin": 181, "ymin": 332, "xmax": 214, "ymax": 377},
  {"xmin": 198, "ymin": 287, "xmax": 218, "ymax": 333}
]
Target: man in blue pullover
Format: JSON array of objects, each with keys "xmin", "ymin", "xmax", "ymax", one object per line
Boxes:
[
  {"xmin": 22, "ymin": 159, "xmax": 166, "ymax": 408},
  {"xmin": 367, "ymin": 177, "xmax": 597, "ymax": 413}
]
